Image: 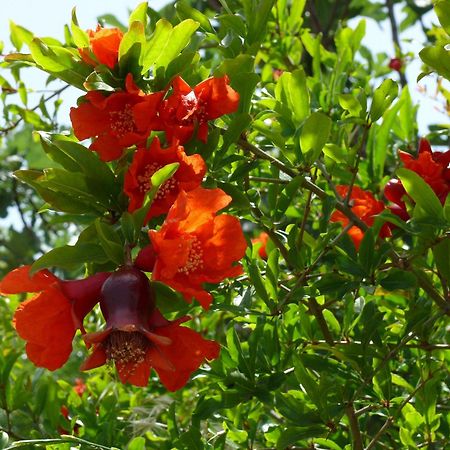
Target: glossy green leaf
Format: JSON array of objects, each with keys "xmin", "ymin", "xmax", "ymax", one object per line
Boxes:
[
  {"xmin": 397, "ymin": 168, "xmax": 444, "ymax": 220},
  {"xmin": 369, "ymin": 79, "xmax": 398, "ymax": 122},
  {"xmin": 31, "ymin": 243, "xmax": 108, "ymax": 273},
  {"xmin": 300, "ymin": 112, "xmax": 332, "ymax": 163}
]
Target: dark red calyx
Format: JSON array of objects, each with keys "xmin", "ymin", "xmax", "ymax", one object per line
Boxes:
[
  {"xmin": 134, "ymin": 244, "xmax": 157, "ymax": 272},
  {"xmin": 100, "ymin": 267, "xmax": 155, "ymax": 331}
]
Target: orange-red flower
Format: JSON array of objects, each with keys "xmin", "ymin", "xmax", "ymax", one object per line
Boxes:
[
  {"xmin": 385, "ymin": 139, "xmax": 450, "ymax": 219},
  {"xmin": 81, "ymin": 267, "xmax": 220, "ymax": 390},
  {"xmin": 70, "ymin": 78, "xmax": 163, "ymax": 161},
  {"xmin": 135, "ymin": 75, "xmax": 239, "ymax": 144},
  {"xmin": 79, "ymin": 25, "xmax": 123, "ymax": 69},
  {"xmin": 149, "ymin": 187, "xmax": 247, "ymax": 308},
  {"xmin": 252, "ymin": 231, "xmax": 269, "ymax": 259},
  {"xmin": 124, "ymin": 137, "xmax": 206, "ymax": 222},
  {"xmin": 0, "ymin": 266, "xmax": 109, "ymax": 370},
  {"xmin": 331, "ymin": 186, "xmax": 390, "ymax": 249}
]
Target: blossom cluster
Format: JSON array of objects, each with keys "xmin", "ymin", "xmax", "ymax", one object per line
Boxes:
[
  {"xmin": 0, "ymin": 26, "xmax": 247, "ymax": 391},
  {"xmin": 331, "ymin": 139, "xmax": 450, "ymax": 249}
]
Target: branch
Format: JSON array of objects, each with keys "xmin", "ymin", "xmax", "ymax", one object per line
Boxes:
[
  {"xmin": 386, "ymin": 0, "xmax": 407, "ymax": 87},
  {"xmin": 346, "ymin": 402, "xmax": 364, "ymax": 450}
]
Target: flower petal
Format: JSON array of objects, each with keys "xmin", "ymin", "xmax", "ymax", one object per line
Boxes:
[{"xmin": 0, "ymin": 266, "xmax": 58, "ymax": 294}]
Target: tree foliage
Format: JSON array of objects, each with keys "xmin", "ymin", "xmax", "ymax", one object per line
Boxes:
[{"xmin": 0, "ymin": 1, "xmax": 449, "ymax": 449}]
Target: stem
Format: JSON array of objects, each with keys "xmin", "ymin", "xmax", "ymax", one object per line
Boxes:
[
  {"xmin": 386, "ymin": 0, "xmax": 407, "ymax": 87},
  {"xmin": 239, "ymin": 139, "xmax": 369, "ymax": 230},
  {"xmin": 0, "ymin": 85, "xmax": 69, "ymax": 136},
  {"xmin": 308, "ymin": 297, "xmax": 334, "ymax": 346},
  {"xmin": 346, "ymin": 402, "xmax": 364, "ymax": 450}
]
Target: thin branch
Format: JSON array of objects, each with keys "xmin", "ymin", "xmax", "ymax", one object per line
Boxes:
[
  {"xmin": 0, "ymin": 85, "xmax": 69, "ymax": 136},
  {"xmin": 386, "ymin": 0, "xmax": 407, "ymax": 87},
  {"xmin": 346, "ymin": 402, "xmax": 364, "ymax": 450},
  {"xmin": 309, "ymin": 296, "xmax": 334, "ymax": 346},
  {"xmin": 365, "ymin": 371, "xmax": 437, "ymax": 450}
]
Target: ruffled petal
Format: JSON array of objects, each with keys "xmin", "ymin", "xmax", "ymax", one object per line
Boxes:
[
  {"xmin": 13, "ymin": 287, "xmax": 76, "ymax": 370},
  {"xmin": 0, "ymin": 265, "xmax": 58, "ymax": 294},
  {"xmin": 153, "ymin": 322, "xmax": 220, "ymax": 391}
]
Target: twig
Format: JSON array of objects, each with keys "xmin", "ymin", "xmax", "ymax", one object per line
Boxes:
[
  {"xmin": 0, "ymin": 85, "xmax": 69, "ymax": 136},
  {"xmin": 386, "ymin": 0, "xmax": 407, "ymax": 87},
  {"xmin": 308, "ymin": 296, "xmax": 334, "ymax": 346},
  {"xmin": 365, "ymin": 371, "xmax": 437, "ymax": 450},
  {"xmin": 346, "ymin": 402, "xmax": 364, "ymax": 450}
]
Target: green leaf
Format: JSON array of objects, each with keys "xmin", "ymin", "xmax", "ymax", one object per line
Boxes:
[
  {"xmin": 369, "ymin": 79, "xmax": 398, "ymax": 122},
  {"xmin": 129, "ymin": 2, "xmax": 148, "ymax": 27},
  {"xmin": 276, "ymin": 425, "xmax": 326, "ymax": 449},
  {"xmin": 71, "ymin": 8, "xmax": 89, "ymax": 48},
  {"xmin": 243, "ymin": 0, "xmax": 275, "ymax": 46},
  {"xmin": 141, "ymin": 19, "xmax": 199, "ymax": 73},
  {"xmin": 300, "ymin": 112, "xmax": 332, "ymax": 163},
  {"xmin": 435, "ymin": 0, "xmax": 450, "ymax": 35},
  {"xmin": 94, "ymin": 219, "xmax": 124, "ymax": 266},
  {"xmin": 247, "ymin": 261, "xmax": 272, "ymax": 308},
  {"xmin": 132, "ymin": 162, "xmax": 179, "ymax": 229},
  {"xmin": 288, "ymin": 68, "xmax": 310, "ymax": 122},
  {"xmin": 31, "ymin": 243, "xmax": 108, "ymax": 273},
  {"xmin": 275, "ymin": 69, "xmax": 310, "ymax": 124},
  {"xmin": 433, "ymin": 239, "xmax": 450, "ymax": 281},
  {"xmin": 419, "ymin": 45, "xmax": 450, "ymax": 80},
  {"xmin": 119, "ymin": 21, "xmax": 146, "ymax": 75},
  {"xmin": 378, "ymin": 268, "xmax": 417, "ymax": 291},
  {"xmin": 175, "ymin": 1, "xmax": 214, "ymax": 33},
  {"xmin": 9, "ymin": 21, "xmax": 33, "ymax": 51},
  {"xmin": 397, "ymin": 168, "xmax": 444, "ymax": 220},
  {"xmin": 0, "ymin": 431, "xmax": 8, "ymax": 450},
  {"xmin": 127, "ymin": 437, "xmax": 146, "ymax": 450}
]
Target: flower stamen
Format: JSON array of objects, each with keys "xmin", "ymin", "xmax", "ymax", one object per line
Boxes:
[{"xmin": 178, "ymin": 236, "xmax": 204, "ymax": 275}]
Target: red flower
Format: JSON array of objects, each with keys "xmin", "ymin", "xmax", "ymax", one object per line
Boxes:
[
  {"xmin": 385, "ymin": 139, "xmax": 450, "ymax": 219},
  {"xmin": 70, "ymin": 77, "xmax": 163, "ymax": 161},
  {"xmin": 0, "ymin": 266, "xmax": 108, "ymax": 370},
  {"xmin": 135, "ymin": 75, "xmax": 239, "ymax": 144},
  {"xmin": 252, "ymin": 232, "xmax": 269, "ymax": 259},
  {"xmin": 124, "ymin": 137, "xmax": 206, "ymax": 222},
  {"xmin": 81, "ymin": 267, "xmax": 220, "ymax": 390},
  {"xmin": 79, "ymin": 25, "xmax": 123, "ymax": 69},
  {"xmin": 1, "ymin": 265, "xmax": 219, "ymax": 390},
  {"xmin": 73, "ymin": 378, "xmax": 87, "ymax": 396},
  {"xmin": 388, "ymin": 57, "xmax": 403, "ymax": 72},
  {"xmin": 331, "ymin": 186, "xmax": 391, "ymax": 250},
  {"xmin": 149, "ymin": 187, "xmax": 247, "ymax": 308}
]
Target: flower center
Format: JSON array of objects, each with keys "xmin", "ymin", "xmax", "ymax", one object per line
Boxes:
[
  {"xmin": 178, "ymin": 236, "xmax": 204, "ymax": 275},
  {"xmin": 105, "ymin": 330, "xmax": 149, "ymax": 368},
  {"xmin": 109, "ymin": 104, "xmax": 136, "ymax": 137},
  {"xmin": 137, "ymin": 163, "xmax": 178, "ymax": 200}
]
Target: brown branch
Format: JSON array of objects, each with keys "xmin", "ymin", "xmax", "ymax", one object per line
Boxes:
[
  {"xmin": 346, "ymin": 402, "xmax": 364, "ymax": 450},
  {"xmin": 386, "ymin": 0, "xmax": 407, "ymax": 87}
]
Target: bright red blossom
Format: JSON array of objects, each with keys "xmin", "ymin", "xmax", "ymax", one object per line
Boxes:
[
  {"xmin": 0, "ymin": 266, "xmax": 108, "ymax": 370},
  {"xmin": 0, "ymin": 266, "xmax": 219, "ymax": 390},
  {"xmin": 124, "ymin": 137, "xmax": 206, "ymax": 222},
  {"xmin": 70, "ymin": 77, "xmax": 163, "ymax": 161},
  {"xmin": 150, "ymin": 187, "xmax": 247, "ymax": 309},
  {"xmin": 385, "ymin": 139, "xmax": 450, "ymax": 219},
  {"xmin": 81, "ymin": 267, "xmax": 220, "ymax": 390},
  {"xmin": 331, "ymin": 186, "xmax": 391, "ymax": 249},
  {"xmin": 135, "ymin": 75, "xmax": 239, "ymax": 144},
  {"xmin": 79, "ymin": 25, "xmax": 123, "ymax": 69}
]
